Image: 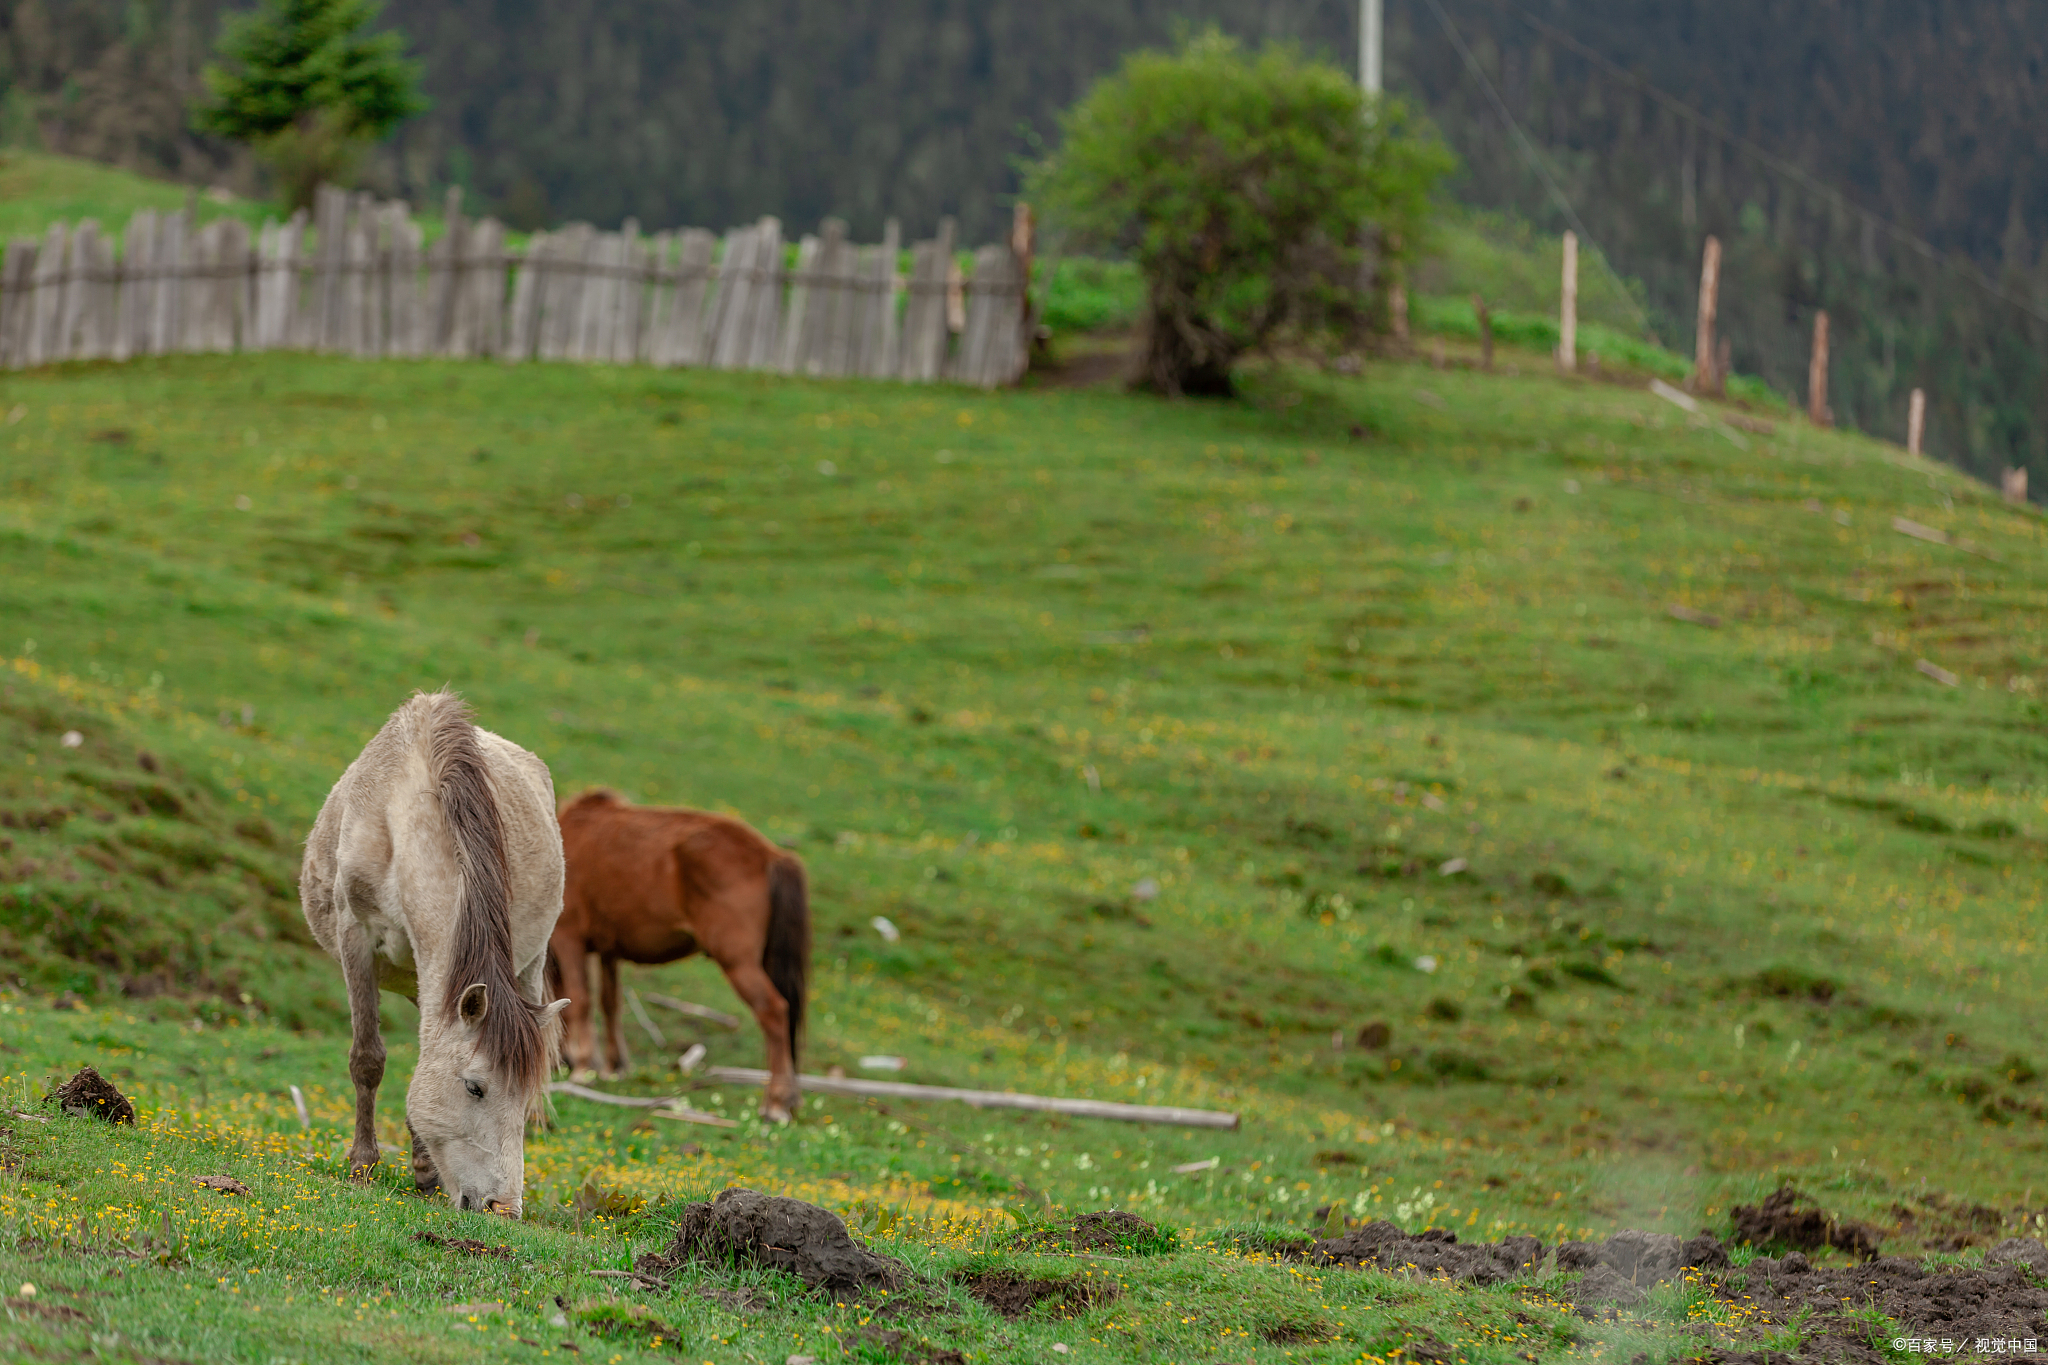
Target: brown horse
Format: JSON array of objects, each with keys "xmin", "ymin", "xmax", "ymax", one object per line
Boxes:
[{"xmin": 550, "ymin": 789, "xmax": 811, "ymax": 1121}]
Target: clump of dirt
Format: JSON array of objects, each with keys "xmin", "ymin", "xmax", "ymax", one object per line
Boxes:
[
  {"xmin": 956, "ymin": 1268, "xmax": 1120, "ymax": 1320},
  {"xmin": 1305, "ymin": 1221, "xmax": 1546, "ymax": 1286},
  {"xmin": 634, "ymin": 1187, "xmax": 906, "ymax": 1294},
  {"xmin": 1005, "ymin": 1209, "xmax": 1178, "ymax": 1256},
  {"xmin": 1731, "ymin": 1184, "xmax": 1883, "ymax": 1260},
  {"xmin": 1989, "ymin": 1237, "xmax": 2048, "ymax": 1279},
  {"xmin": 49, "ymin": 1066, "xmax": 135, "ymax": 1125},
  {"xmin": 1709, "ymin": 1252, "xmax": 2048, "ymax": 1360},
  {"xmin": 1891, "ymin": 1191, "xmax": 2008, "ymax": 1252},
  {"xmin": 413, "ymin": 1230, "xmax": 511, "ymax": 1259}
]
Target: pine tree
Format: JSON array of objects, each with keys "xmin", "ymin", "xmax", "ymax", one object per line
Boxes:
[{"xmin": 193, "ymin": 0, "xmax": 425, "ymax": 210}]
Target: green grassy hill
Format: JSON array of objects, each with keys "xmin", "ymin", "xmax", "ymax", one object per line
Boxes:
[{"xmin": 0, "ymin": 333, "xmax": 2042, "ymax": 1359}]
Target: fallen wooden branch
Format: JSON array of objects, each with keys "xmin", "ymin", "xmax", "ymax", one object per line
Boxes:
[
  {"xmin": 545, "ymin": 1081, "xmax": 739, "ymax": 1128},
  {"xmin": 704, "ymin": 1066, "xmax": 1239, "ymax": 1130},
  {"xmin": 1665, "ymin": 603, "xmax": 1721, "ymax": 628},
  {"xmin": 643, "ymin": 994, "xmax": 743, "ymax": 1030},
  {"xmin": 591, "ymin": 1269, "xmax": 668, "ymax": 1290},
  {"xmin": 1916, "ymin": 658, "xmax": 1960, "ymax": 687},
  {"xmin": 1893, "ymin": 515, "xmax": 2000, "ymax": 561}
]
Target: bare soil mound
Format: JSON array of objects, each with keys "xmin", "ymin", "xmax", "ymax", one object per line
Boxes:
[
  {"xmin": 1704, "ymin": 1247, "xmax": 2048, "ymax": 1362},
  {"xmin": 957, "ymin": 1268, "xmax": 1120, "ymax": 1319},
  {"xmin": 49, "ymin": 1066, "xmax": 134, "ymax": 1125},
  {"xmin": 634, "ymin": 1187, "xmax": 906, "ymax": 1295},
  {"xmin": 1732, "ymin": 1184, "xmax": 1884, "ymax": 1260},
  {"xmin": 1306, "ymin": 1221, "xmax": 1545, "ymax": 1286}
]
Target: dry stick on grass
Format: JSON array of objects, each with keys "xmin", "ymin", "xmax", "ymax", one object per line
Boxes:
[
  {"xmin": 643, "ymin": 994, "xmax": 742, "ymax": 1030},
  {"xmin": 704, "ymin": 1066, "xmax": 1241, "ymax": 1130},
  {"xmin": 1893, "ymin": 516, "xmax": 2000, "ymax": 562},
  {"xmin": 544, "ymin": 1081, "xmax": 740, "ymax": 1128},
  {"xmin": 624, "ymin": 987, "xmax": 666, "ymax": 1047},
  {"xmin": 1665, "ymin": 604, "xmax": 1722, "ymax": 628},
  {"xmin": 1916, "ymin": 659, "xmax": 1960, "ymax": 687}
]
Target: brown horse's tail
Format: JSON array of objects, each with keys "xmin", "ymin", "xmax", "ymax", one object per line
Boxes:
[
  {"xmin": 766, "ymin": 854, "xmax": 811, "ymax": 1067},
  {"xmin": 419, "ymin": 691, "xmax": 550, "ymax": 1097}
]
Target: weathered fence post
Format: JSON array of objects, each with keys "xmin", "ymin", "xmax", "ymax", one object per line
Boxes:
[
  {"xmin": 1806, "ymin": 310, "xmax": 1830, "ymax": 426},
  {"xmin": 1472, "ymin": 293, "xmax": 1493, "ymax": 371},
  {"xmin": 1691, "ymin": 234, "xmax": 1720, "ymax": 392},
  {"xmin": 2003, "ymin": 466, "xmax": 2029, "ymax": 505},
  {"xmin": 1557, "ymin": 229, "xmax": 1577, "ymax": 373},
  {"xmin": 1907, "ymin": 387, "xmax": 1925, "ymax": 457}
]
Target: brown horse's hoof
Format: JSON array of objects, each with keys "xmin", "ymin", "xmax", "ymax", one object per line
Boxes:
[
  {"xmin": 346, "ymin": 1145, "xmax": 381, "ymax": 1180},
  {"xmin": 760, "ymin": 1102, "xmax": 794, "ymax": 1125}
]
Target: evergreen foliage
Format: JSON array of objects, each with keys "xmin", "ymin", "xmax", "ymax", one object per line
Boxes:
[{"xmin": 192, "ymin": 0, "xmax": 425, "ymax": 210}]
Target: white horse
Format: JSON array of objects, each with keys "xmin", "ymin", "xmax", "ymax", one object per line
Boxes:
[{"xmin": 301, "ymin": 691, "xmax": 568, "ymax": 1215}]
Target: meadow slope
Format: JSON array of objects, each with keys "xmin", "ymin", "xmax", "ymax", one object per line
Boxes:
[{"xmin": 0, "ymin": 344, "xmax": 2045, "ymax": 1361}]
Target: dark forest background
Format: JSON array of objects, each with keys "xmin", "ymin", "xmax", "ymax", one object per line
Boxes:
[{"xmin": 4, "ymin": 0, "xmax": 2045, "ymax": 483}]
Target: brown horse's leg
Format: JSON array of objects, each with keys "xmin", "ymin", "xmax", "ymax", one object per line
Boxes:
[
  {"xmin": 553, "ymin": 931, "xmax": 599, "ymax": 1080},
  {"xmin": 715, "ymin": 958, "xmax": 798, "ymax": 1122},
  {"xmin": 407, "ymin": 1118, "xmax": 440, "ymax": 1193},
  {"xmin": 596, "ymin": 954, "xmax": 625, "ymax": 1078},
  {"xmin": 338, "ymin": 922, "xmax": 385, "ymax": 1179}
]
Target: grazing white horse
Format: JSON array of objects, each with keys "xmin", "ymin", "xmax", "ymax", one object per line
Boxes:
[{"xmin": 301, "ymin": 691, "xmax": 568, "ymax": 1215}]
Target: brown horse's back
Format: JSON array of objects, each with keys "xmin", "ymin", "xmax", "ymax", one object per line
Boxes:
[{"xmin": 558, "ymin": 789, "xmax": 784, "ymax": 963}]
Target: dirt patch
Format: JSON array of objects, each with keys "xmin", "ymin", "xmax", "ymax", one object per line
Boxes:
[
  {"xmin": 413, "ymin": 1230, "xmax": 512, "ymax": 1259},
  {"xmin": 1262, "ymin": 1319, "xmax": 1333, "ymax": 1343},
  {"xmin": 634, "ymin": 1187, "xmax": 906, "ymax": 1295},
  {"xmin": 1005, "ymin": 1209, "xmax": 1177, "ymax": 1256},
  {"xmin": 1891, "ymin": 1191, "xmax": 2009, "ymax": 1252},
  {"xmin": 4, "ymin": 1296, "xmax": 90, "ymax": 1322},
  {"xmin": 49, "ymin": 1066, "xmax": 135, "ymax": 1125},
  {"xmin": 1706, "ymin": 1251, "xmax": 2048, "ymax": 1362},
  {"xmin": 192, "ymin": 1175, "xmax": 250, "ymax": 1196},
  {"xmin": 956, "ymin": 1268, "xmax": 1119, "ymax": 1320},
  {"xmin": 1731, "ymin": 1184, "xmax": 1884, "ymax": 1260},
  {"xmin": 1306, "ymin": 1221, "xmax": 1546, "ymax": 1286}
]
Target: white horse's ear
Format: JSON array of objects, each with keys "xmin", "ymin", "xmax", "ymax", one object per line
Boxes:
[
  {"xmin": 458, "ymin": 982, "xmax": 490, "ymax": 1028},
  {"xmin": 539, "ymin": 998, "xmax": 570, "ymax": 1026}
]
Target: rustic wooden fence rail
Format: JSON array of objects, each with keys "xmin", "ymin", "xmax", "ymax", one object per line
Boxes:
[{"xmin": 0, "ymin": 185, "xmax": 1032, "ymax": 388}]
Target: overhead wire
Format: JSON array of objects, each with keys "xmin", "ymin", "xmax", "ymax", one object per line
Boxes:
[
  {"xmin": 1468, "ymin": 0, "xmax": 2048, "ymax": 327},
  {"xmin": 1416, "ymin": 0, "xmax": 1655, "ymax": 335}
]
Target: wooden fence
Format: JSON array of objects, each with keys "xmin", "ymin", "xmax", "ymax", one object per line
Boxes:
[{"xmin": 0, "ymin": 185, "xmax": 1032, "ymax": 387}]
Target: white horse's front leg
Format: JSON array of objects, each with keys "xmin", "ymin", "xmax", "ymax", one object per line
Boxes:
[{"xmin": 339, "ymin": 920, "xmax": 386, "ymax": 1179}]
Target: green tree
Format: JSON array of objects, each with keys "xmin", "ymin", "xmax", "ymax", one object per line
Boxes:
[
  {"xmin": 1028, "ymin": 32, "xmax": 1451, "ymax": 395},
  {"xmin": 193, "ymin": 0, "xmax": 426, "ymax": 211}
]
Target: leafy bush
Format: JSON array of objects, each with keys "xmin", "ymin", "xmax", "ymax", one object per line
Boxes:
[{"xmin": 1028, "ymin": 30, "xmax": 1450, "ymax": 395}]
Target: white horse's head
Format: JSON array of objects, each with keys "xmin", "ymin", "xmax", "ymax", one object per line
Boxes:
[{"xmin": 408, "ymin": 982, "xmax": 567, "ymax": 1216}]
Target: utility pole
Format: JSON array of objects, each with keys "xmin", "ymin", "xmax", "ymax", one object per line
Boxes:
[{"xmin": 1361, "ymin": 0, "xmax": 1383, "ymax": 96}]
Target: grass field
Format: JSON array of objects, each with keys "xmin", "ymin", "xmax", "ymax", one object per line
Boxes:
[{"xmin": 0, "ymin": 312, "xmax": 2045, "ymax": 1361}]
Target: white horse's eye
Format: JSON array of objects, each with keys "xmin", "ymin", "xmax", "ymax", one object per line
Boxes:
[{"xmin": 464, "ymin": 1079, "xmax": 485, "ymax": 1100}]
